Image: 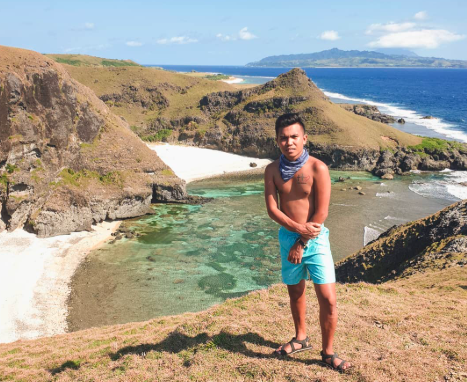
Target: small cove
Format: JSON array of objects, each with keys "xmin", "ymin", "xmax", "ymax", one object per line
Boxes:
[{"xmin": 67, "ymin": 170, "xmax": 453, "ymax": 332}]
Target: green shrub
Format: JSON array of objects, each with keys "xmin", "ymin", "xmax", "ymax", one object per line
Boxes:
[
  {"xmin": 6, "ymin": 164, "xmax": 17, "ymax": 174},
  {"xmin": 142, "ymin": 129, "xmax": 172, "ymax": 142}
]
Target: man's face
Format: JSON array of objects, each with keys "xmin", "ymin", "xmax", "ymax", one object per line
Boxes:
[{"xmin": 276, "ymin": 123, "xmax": 307, "ymax": 161}]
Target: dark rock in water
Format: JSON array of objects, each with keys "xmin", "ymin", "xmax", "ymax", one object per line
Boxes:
[
  {"xmin": 339, "ymin": 103, "xmax": 396, "ymax": 124},
  {"xmin": 336, "ymin": 200, "xmax": 467, "ymax": 283},
  {"xmin": 421, "ymin": 115, "xmax": 435, "ymax": 119},
  {"xmin": 397, "ymin": 118, "xmax": 406, "ymax": 124},
  {"xmin": 250, "ymin": 162, "xmax": 257, "ymax": 168}
]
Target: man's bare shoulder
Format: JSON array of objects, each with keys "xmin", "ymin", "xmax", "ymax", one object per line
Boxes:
[
  {"xmin": 265, "ymin": 159, "xmax": 280, "ymax": 174},
  {"xmin": 308, "ymin": 156, "xmax": 329, "ymax": 174}
]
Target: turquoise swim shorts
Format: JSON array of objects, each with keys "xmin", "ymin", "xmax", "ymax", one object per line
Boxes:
[{"xmin": 279, "ymin": 225, "xmax": 336, "ymax": 285}]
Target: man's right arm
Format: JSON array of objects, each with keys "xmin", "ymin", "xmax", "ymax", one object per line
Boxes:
[{"xmin": 264, "ymin": 163, "xmax": 311, "ymax": 235}]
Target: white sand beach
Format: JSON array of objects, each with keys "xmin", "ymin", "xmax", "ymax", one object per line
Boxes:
[
  {"xmin": 0, "ymin": 144, "xmax": 271, "ymax": 344},
  {"xmin": 220, "ymin": 76, "xmax": 244, "ymax": 84},
  {"xmin": 0, "ymin": 221, "xmax": 120, "ymax": 344},
  {"xmin": 148, "ymin": 143, "xmax": 272, "ymax": 182}
]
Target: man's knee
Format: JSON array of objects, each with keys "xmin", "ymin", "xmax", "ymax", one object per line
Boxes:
[
  {"xmin": 319, "ymin": 293, "xmax": 337, "ymax": 312},
  {"xmin": 287, "ymin": 281, "xmax": 305, "ymax": 302}
]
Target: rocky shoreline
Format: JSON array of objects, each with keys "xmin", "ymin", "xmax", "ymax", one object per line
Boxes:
[{"xmin": 335, "ymin": 200, "xmax": 467, "ymax": 283}]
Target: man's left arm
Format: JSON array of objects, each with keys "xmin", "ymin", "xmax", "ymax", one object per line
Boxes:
[{"xmin": 299, "ymin": 161, "xmax": 331, "ymax": 243}]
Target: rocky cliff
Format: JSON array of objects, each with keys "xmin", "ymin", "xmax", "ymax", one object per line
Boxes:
[
  {"xmin": 60, "ymin": 63, "xmax": 467, "ymax": 175},
  {"xmin": 335, "ymin": 200, "xmax": 467, "ymax": 283},
  {"xmin": 0, "ymin": 46, "xmax": 186, "ymax": 237}
]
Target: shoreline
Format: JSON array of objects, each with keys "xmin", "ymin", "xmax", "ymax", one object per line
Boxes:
[
  {"xmin": 147, "ymin": 143, "xmax": 272, "ymax": 183},
  {"xmin": 0, "ymin": 145, "xmax": 271, "ymax": 344},
  {"xmin": 0, "ymin": 220, "xmax": 121, "ymax": 344}
]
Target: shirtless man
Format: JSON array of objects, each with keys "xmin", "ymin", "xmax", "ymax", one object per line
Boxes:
[{"xmin": 264, "ymin": 113, "xmax": 351, "ymax": 372}]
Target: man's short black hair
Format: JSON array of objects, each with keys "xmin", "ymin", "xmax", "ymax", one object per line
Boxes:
[{"xmin": 275, "ymin": 113, "xmax": 306, "ymax": 136}]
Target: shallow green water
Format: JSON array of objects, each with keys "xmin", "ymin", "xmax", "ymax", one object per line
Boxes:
[{"xmin": 68, "ymin": 170, "xmax": 452, "ymax": 329}]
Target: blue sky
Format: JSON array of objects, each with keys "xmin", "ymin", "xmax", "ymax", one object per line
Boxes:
[{"xmin": 1, "ymin": 0, "xmax": 466, "ymax": 65}]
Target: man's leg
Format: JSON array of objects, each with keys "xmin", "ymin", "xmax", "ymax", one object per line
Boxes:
[
  {"xmin": 314, "ymin": 283, "xmax": 351, "ymax": 370},
  {"xmin": 276, "ymin": 279, "xmax": 308, "ymax": 353}
]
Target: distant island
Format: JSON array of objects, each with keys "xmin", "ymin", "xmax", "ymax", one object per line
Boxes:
[{"xmin": 246, "ymin": 48, "xmax": 467, "ymax": 68}]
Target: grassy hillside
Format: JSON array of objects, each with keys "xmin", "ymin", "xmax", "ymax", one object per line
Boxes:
[
  {"xmin": 45, "ymin": 54, "xmax": 141, "ymax": 67},
  {"xmin": 60, "ymin": 63, "xmax": 422, "ymax": 151},
  {"xmin": 0, "ymin": 267, "xmax": 465, "ymax": 381},
  {"xmin": 61, "ymin": 64, "xmax": 234, "ymax": 137}
]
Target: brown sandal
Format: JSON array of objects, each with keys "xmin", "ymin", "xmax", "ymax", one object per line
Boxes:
[
  {"xmin": 274, "ymin": 336, "xmax": 312, "ymax": 356},
  {"xmin": 320, "ymin": 351, "xmax": 352, "ymax": 373}
]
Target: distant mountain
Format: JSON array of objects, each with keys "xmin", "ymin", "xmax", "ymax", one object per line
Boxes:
[
  {"xmin": 374, "ymin": 48, "xmax": 419, "ymax": 57},
  {"xmin": 247, "ymin": 48, "xmax": 467, "ymax": 68}
]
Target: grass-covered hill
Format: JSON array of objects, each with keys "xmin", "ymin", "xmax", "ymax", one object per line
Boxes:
[
  {"xmin": 45, "ymin": 54, "xmax": 141, "ymax": 67},
  {"xmin": 0, "ymin": 46, "xmax": 186, "ymax": 237},
  {"xmin": 60, "ymin": 63, "xmax": 422, "ymax": 149},
  {"xmin": 59, "ymin": 60, "xmax": 467, "ymax": 173},
  {"xmin": 60, "ymin": 63, "xmax": 234, "ymax": 139},
  {"xmin": 0, "ymin": 265, "xmax": 464, "ymax": 381}
]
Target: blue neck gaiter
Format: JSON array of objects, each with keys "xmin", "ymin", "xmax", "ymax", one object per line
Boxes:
[{"xmin": 279, "ymin": 150, "xmax": 309, "ymax": 182}]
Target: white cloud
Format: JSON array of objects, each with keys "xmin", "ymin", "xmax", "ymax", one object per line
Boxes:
[
  {"xmin": 126, "ymin": 41, "xmax": 143, "ymax": 47},
  {"xmin": 84, "ymin": 22, "xmax": 94, "ymax": 29},
  {"xmin": 414, "ymin": 11, "xmax": 428, "ymax": 20},
  {"xmin": 216, "ymin": 27, "xmax": 258, "ymax": 42},
  {"xmin": 366, "ymin": 22, "xmax": 415, "ymax": 35},
  {"xmin": 368, "ymin": 29, "xmax": 465, "ymax": 48},
  {"xmin": 216, "ymin": 33, "xmax": 234, "ymax": 42},
  {"xmin": 238, "ymin": 27, "xmax": 257, "ymax": 40},
  {"xmin": 156, "ymin": 36, "xmax": 198, "ymax": 45},
  {"xmin": 319, "ymin": 30, "xmax": 340, "ymax": 41}
]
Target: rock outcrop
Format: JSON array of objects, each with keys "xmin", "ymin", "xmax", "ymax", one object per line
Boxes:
[
  {"xmin": 335, "ymin": 200, "xmax": 467, "ymax": 283},
  {"xmin": 0, "ymin": 46, "xmax": 187, "ymax": 237},
  {"xmin": 338, "ymin": 103, "xmax": 396, "ymax": 124}
]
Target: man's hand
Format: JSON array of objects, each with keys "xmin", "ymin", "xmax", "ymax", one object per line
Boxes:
[
  {"xmin": 288, "ymin": 241, "xmax": 304, "ymax": 264},
  {"xmin": 301, "ymin": 222, "xmax": 322, "ymax": 240}
]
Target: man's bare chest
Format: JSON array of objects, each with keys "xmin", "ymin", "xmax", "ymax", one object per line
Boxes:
[{"xmin": 276, "ymin": 167, "xmax": 314, "ymax": 197}]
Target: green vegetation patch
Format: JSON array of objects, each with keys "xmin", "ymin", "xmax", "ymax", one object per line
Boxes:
[
  {"xmin": 6, "ymin": 164, "xmax": 17, "ymax": 174},
  {"xmin": 408, "ymin": 137, "xmax": 465, "ymax": 156},
  {"xmin": 161, "ymin": 169, "xmax": 174, "ymax": 176},
  {"xmin": 57, "ymin": 168, "xmax": 124, "ymax": 187},
  {"xmin": 53, "ymin": 57, "xmax": 82, "ymax": 66},
  {"xmin": 101, "ymin": 60, "xmax": 139, "ymax": 67},
  {"xmin": 142, "ymin": 129, "xmax": 172, "ymax": 142},
  {"xmin": 205, "ymin": 74, "xmax": 230, "ymax": 81}
]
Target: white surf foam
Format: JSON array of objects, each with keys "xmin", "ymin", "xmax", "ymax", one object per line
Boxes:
[
  {"xmin": 323, "ymin": 90, "xmax": 467, "ymax": 143},
  {"xmin": 384, "ymin": 215, "xmax": 406, "ymax": 221},
  {"xmin": 376, "ymin": 191, "xmax": 395, "ymax": 198},
  {"xmin": 408, "ymin": 180, "xmax": 461, "ymax": 202}
]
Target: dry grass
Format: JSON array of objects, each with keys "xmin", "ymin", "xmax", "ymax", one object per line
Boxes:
[{"xmin": 0, "ymin": 267, "xmax": 465, "ymax": 382}]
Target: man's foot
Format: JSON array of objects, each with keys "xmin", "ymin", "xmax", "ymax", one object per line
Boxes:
[
  {"xmin": 273, "ymin": 336, "xmax": 312, "ymax": 356},
  {"xmin": 320, "ymin": 351, "xmax": 352, "ymax": 373}
]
